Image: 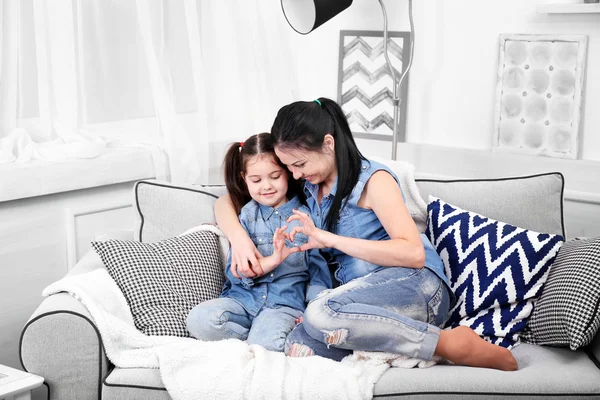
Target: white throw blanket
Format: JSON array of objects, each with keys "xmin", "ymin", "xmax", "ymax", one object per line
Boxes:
[{"xmin": 43, "ymin": 267, "xmax": 394, "ymax": 400}]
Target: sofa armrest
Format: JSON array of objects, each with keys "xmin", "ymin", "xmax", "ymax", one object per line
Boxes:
[{"xmin": 20, "ymin": 251, "xmax": 109, "ymax": 400}]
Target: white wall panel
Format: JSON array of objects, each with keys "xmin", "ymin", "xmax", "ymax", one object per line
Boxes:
[
  {"xmin": 0, "ymin": 181, "xmax": 138, "ymax": 369},
  {"xmin": 66, "ymin": 202, "xmax": 133, "ymax": 269}
]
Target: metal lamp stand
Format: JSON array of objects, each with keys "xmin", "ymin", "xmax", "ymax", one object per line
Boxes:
[{"xmin": 378, "ymin": 0, "xmax": 414, "ymax": 160}]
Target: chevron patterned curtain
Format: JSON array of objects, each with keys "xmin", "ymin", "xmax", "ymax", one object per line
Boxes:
[{"xmin": 337, "ymin": 30, "xmax": 410, "ymax": 142}]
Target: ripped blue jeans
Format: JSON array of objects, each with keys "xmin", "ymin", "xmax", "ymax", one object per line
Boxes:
[
  {"xmin": 187, "ymin": 297, "xmax": 302, "ymax": 352},
  {"xmin": 284, "ymin": 266, "xmax": 451, "ymax": 361}
]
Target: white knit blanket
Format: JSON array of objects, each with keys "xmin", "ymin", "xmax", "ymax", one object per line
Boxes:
[{"xmin": 42, "ymin": 267, "xmax": 394, "ymax": 400}]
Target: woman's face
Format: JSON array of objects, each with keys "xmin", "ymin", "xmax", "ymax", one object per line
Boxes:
[{"xmin": 275, "ymin": 139, "xmax": 336, "ymax": 186}]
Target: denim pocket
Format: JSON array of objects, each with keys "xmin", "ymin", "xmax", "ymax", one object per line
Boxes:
[
  {"xmin": 251, "ymin": 233, "xmax": 274, "ymax": 253},
  {"xmin": 250, "ymin": 232, "xmax": 306, "ymax": 269},
  {"xmin": 283, "ymin": 249, "xmax": 306, "ymax": 268},
  {"xmin": 427, "ymin": 279, "xmax": 450, "ymax": 327},
  {"xmin": 284, "ymin": 232, "xmax": 308, "ymax": 268},
  {"xmin": 336, "ymin": 206, "xmax": 356, "ymax": 237}
]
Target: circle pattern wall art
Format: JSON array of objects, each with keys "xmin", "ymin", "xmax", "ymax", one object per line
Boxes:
[{"xmin": 493, "ymin": 34, "xmax": 588, "ymax": 159}]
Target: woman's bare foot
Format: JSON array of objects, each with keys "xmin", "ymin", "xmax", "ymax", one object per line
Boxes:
[{"xmin": 435, "ymin": 326, "xmax": 518, "ymax": 371}]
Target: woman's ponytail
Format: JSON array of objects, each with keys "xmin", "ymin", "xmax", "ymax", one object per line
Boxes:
[{"xmin": 318, "ymin": 98, "xmax": 364, "ymax": 232}]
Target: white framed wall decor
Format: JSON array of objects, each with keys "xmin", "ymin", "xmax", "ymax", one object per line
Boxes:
[
  {"xmin": 337, "ymin": 30, "xmax": 410, "ymax": 142},
  {"xmin": 493, "ymin": 34, "xmax": 588, "ymax": 159}
]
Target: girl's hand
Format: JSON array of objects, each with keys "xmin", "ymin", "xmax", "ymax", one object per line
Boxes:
[
  {"xmin": 272, "ymin": 226, "xmax": 300, "ymax": 266},
  {"xmin": 229, "ymin": 231, "xmax": 264, "ymax": 278},
  {"xmin": 257, "ymin": 226, "xmax": 301, "ymax": 277},
  {"xmin": 287, "ymin": 209, "xmax": 332, "ymax": 250}
]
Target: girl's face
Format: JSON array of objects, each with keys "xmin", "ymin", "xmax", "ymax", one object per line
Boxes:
[
  {"xmin": 243, "ymin": 154, "xmax": 289, "ymax": 209},
  {"xmin": 275, "ymin": 136, "xmax": 336, "ymax": 186}
]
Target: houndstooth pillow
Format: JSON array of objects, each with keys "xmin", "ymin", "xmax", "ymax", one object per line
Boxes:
[
  {"xmin": 521, "ymin": 237, "xmax": 600, "ymax": 350},
  {"xmin": 91, "ymin": 230, "xmax": 225, "ymax": 337}
]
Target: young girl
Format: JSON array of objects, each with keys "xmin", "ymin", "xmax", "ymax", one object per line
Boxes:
[
  {"xmin": 215, "ymin": 99, "xmax": 518, "ymax": 370},
  {"xmin": 186, "ymin": 132, "xmax": 331, "ymax": 352}
]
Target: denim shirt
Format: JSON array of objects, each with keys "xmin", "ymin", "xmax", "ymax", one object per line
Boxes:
[
  {"xmin": 221, "ymin": 195, "xmax": 332, "ymax": 316},
  {"xmin": 303, "ymin": 159, "xmax": 452, "ymax": 294}
]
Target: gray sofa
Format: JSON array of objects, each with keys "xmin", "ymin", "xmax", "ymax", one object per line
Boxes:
[{"xmin": 20, "ymin": 164, "xmax": 600, "ymax": 399}]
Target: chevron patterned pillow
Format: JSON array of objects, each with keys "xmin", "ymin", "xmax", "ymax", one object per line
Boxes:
[{"xmin": 426, "ymin": 196, "xmax": 564, "ymax": 348}]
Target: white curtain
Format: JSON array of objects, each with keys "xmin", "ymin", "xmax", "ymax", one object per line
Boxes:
[{"xmin": 0, "ymin": 0, "xmax": 299, "ymax": 184}]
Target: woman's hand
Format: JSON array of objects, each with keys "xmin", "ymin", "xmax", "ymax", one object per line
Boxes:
[
  {"xmin": 229, "ymin": 230, "xmax": 263, "ymax": 279},
  {"xmin": 287, "ymin": 209, "xmax": 333, "ymax": 251}
]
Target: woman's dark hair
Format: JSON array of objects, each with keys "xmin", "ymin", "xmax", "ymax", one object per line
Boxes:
[
  {"xmin": 270, "ymin": 97, "xmax": 365, "ymax": 232},
  {"xmin": 223, "ymin": 132, "xmax": 302, "ymax": 214}
]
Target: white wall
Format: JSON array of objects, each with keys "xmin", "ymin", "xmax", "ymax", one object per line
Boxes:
[
  {"xmin": 212, "ymin": 0, "xmax": 600, "ymax": 163},
  {"xmin": 407, "ymin": 0, "xmax": 600, "ymax": 160},
  {"xmin": 271, "ymin": 0, "xmax": 600, "ymax": 161}
]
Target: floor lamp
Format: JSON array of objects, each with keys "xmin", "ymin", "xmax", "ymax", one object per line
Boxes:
[{"xmin": 280, "ymin": 0, "xmax": 414, "ymax": 161}]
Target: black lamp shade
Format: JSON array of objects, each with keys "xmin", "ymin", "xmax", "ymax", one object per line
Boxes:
[{"xmin": 281, "ymin": 0, "xmax": 353, "ymax": 35}]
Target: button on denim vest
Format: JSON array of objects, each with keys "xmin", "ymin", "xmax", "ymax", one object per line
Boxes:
[{"xmin": 303, "ymin": 159, "xmax": 451, "ymax": 292}]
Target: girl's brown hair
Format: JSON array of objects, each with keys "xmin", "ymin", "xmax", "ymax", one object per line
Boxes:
[{"xmin": 223, "ymin": 132, "xmax": 302, "ymax": 214}]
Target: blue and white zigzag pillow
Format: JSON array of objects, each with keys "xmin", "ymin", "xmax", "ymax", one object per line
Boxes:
[{"xmin": 426, "ymin": 196, "xmax": 564, "ymax": 348}]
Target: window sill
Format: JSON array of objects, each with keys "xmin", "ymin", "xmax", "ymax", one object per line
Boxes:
[
  {"xmin": 536, "ymin": 3, "xmax": 600, "ymax": 14},
  {"xmin": 0, "ymin": 147, "xmax": 157, "ymax": 202}
]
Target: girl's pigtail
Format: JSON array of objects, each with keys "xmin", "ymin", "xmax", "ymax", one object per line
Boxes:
[{"xmin": 223, "ymin": 142, "xmax": 250, "ymax": 215}]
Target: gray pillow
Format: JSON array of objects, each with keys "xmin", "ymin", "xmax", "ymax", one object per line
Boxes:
[
  {"xmin": 521, "ymin": 237, "xmax": 600, "ymax": 350},
  {"xmin": 133, "ymin": 180, "xmax": 227, "ymax": 243},
  {"xmin": 92, "ymin": 230, "xmax": 225, "ymax": 337},
  {"xmin": 416, "ymin": 173, "xmax": 565, "ymax": 237}
]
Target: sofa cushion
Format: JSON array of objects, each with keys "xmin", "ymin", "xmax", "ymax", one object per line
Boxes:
[
  {"xmin": 521, "ymin": 237, "xmax": 600, "ymax": 350},
  {"xmin": 416, "ymin": 173, "xmax": 565, "ymax": 237},
  {"xmin": 426, "ymin": 196, "xmax": 564, "ymax": 347},
  {"xmin": 373, "ymin": 344, "xmax": 600, "ymax": 399},
  {"xmin": 104, "ymin": 368, "xmax": 169, "ymax": 400},
  {"xmin": 91, "ymin": 230, "xmax": 225, "ymax": 337},
  {"xmin": 134, "ymin": 172, "xmax": 565, "ymax": 244},
  {"xmin": 102, "ymin": 345, "xmax": 600, "ymax": 400},
  {"xmin": 134, "ymin": 180, "xmax": 227, "ymax": 243}
]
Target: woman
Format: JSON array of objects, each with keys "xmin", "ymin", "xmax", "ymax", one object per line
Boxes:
[{"xmin": 215, "ymin": 97, "xmax": 517, "ymax": 371}]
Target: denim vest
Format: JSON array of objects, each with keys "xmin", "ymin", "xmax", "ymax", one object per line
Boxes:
[
  {"xmin": 222, "ymin": 196, "xmax": 332, "ymax": 316},
  {"xmin": 303, "ymin": 159, "xmax": 451, "ymax": 292}
]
